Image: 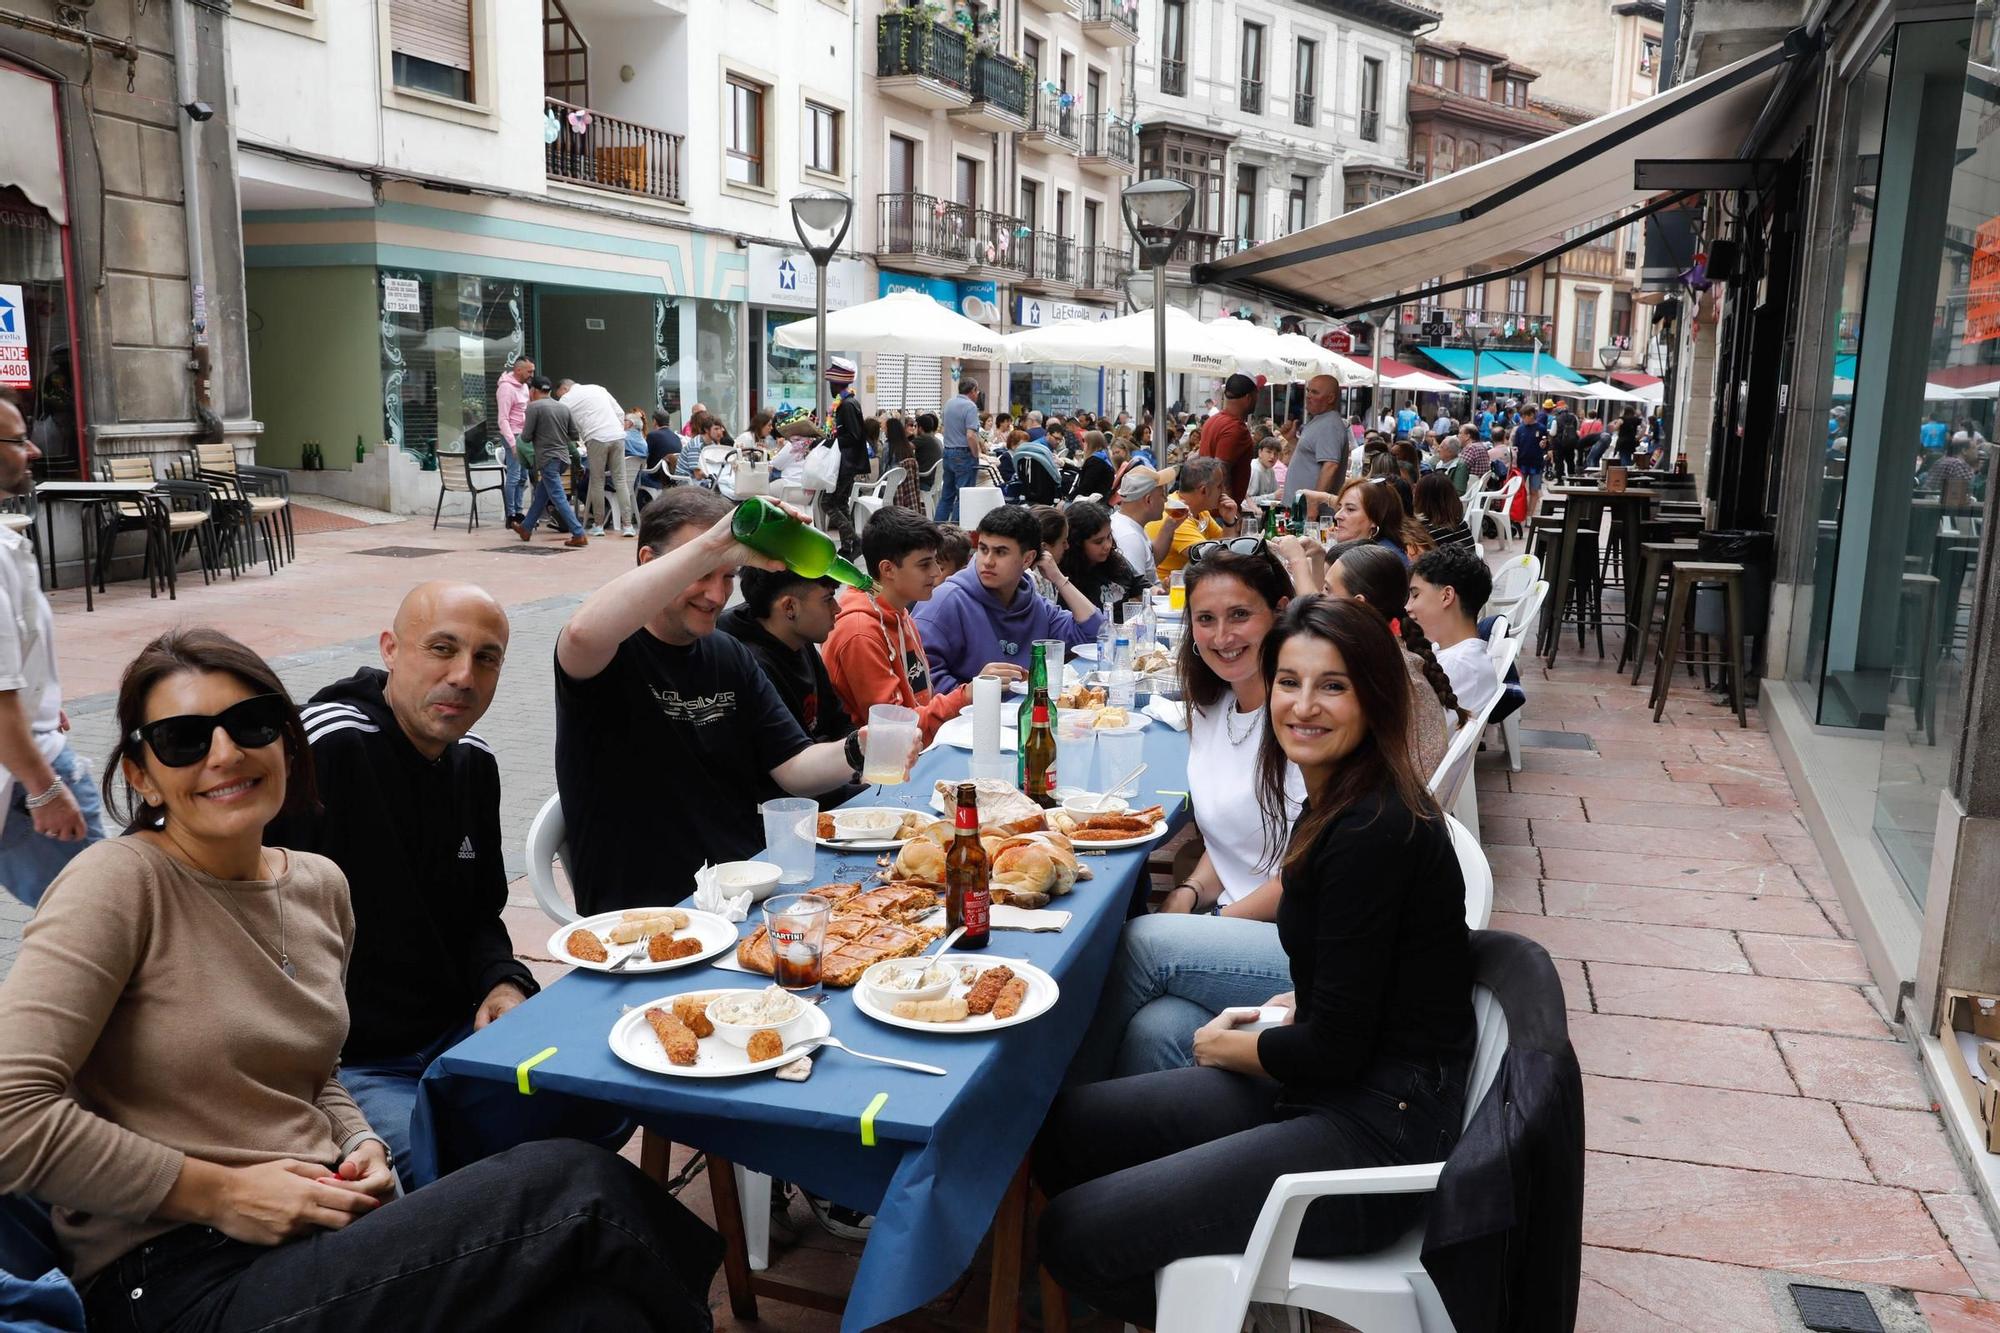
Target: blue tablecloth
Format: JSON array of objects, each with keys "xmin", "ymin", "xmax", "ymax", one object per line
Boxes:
[{"xmin": 414, "ymin": 722, "xmax": 1191, "ymax": 1333}]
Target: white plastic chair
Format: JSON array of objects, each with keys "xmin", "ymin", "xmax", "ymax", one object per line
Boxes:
[
  {"xmin": 1464, "ymin": 474, "xmax": 1522, "ymax": 550},
  {"xmin": 1445, "ymin": 813, "xmax": 1493, "ymax": 930},
  {"xmin": 1427, "ymin": 652, "xmax": 1513, "ymax": 832},
  {"xmin": 1484, "ymin": 635, "xmax": 1525, "ymax": 778},
  {"xmin": 851, "ymin": 465, "xmax": 905, "ymax": 536},
  {"xmin": 1482, "ymin": 553, "xmax": 1541, "ymax": 623},
  {"xmin": 1155, "ymin": 984, "xmax": 1511, "ymax": 1333}
]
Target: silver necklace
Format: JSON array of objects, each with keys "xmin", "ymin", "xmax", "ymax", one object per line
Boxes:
[
  {"xmin": 202, "ymin": 853, "xmax": 294, "ymax": 978},
  {"xmin": 1226, "ymin": 701, "xmax": 1261, "ymax": 745}
]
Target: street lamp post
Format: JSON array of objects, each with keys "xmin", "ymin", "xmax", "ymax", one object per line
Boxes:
[
  {"xmin": 789, "ymin": 190, "xmax": 855, "ymax": 423},
  {"xmin": 1121, "ymin": 178, "xmax": 1196, "ymax": 463},
  {"xmin": 1597, "ymin": 345, "xmax": 1621, "ymax": 379},
  {"xmin": 1371, "ymin": 311, "xmax": 1393, "ymax": 429},
  {"xmin": 1466, "ymin": 316, "xmax": 1489, "ymax": 424}
]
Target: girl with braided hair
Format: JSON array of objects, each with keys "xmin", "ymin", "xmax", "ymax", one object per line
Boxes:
[{"xmin": 1326, "ymin": 544, "xmax": 1461, "ymax": 779}]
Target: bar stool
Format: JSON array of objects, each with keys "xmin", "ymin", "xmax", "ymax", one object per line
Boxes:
[
  {"xmin": 1622, "ymin": 539, "xmax": 1702, "ymax": 682},
  {"xmin": 1650, "ymin": 561, "xmax": 1749, "ymax": 728}
]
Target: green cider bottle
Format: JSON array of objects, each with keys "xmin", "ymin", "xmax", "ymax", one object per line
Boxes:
[
  {"xmin": 1017, "ymin": 640, "xmax": 1052, "ymax": 788},
  {"xmin": 730, "ymin": 496, "xmax": 874, "ymax": 591}
]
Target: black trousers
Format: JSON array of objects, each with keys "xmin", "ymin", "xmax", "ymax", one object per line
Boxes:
[
  {"xmin": 81, "ymin": 1140, "xmax": 722, "ymax": 1333},
  {"xmin": 1035, "ymin": 1059, "xmax": 1466, "ymax": 1327}
]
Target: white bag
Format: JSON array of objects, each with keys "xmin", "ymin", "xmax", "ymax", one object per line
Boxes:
[
  {"xmin": 802, "ymin": 440, "xmax": 842, "ymax": 492},
  {"xmin": 730, "ymin": 458, "xmax": 770, "ymax": 496}
]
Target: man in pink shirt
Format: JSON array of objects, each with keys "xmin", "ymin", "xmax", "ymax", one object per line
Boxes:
[{"xmin": 495, "ymin": 357, "xmax": 534, "ymax": 524}]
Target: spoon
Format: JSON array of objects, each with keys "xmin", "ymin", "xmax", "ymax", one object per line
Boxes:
[{"xmin": 1079, "ymin": 762, "xmax": 1147, "ymax": 812}]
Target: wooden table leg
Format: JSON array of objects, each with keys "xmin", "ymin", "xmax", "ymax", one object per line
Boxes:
[
  {"xmin": 705, "ymin": 1151, "xmax": 759, "ymax": 1321},
  {"xmin": 987, "ymin": 1156, "xmax": 1031, "ymax": 1333}
]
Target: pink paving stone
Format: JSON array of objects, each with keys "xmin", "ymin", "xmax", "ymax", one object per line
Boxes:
[
  {"xmin": 1491, "ymin": 910, "xmax": 1750, "ymax": 973},
  {"xmin": 1915, "ymin": 1293, "xmax": 2000, "ymax": 1332},
  {"xmin": 1511, "ymin": 771, "xmax": 1722, "ymax": 804},
  {"xmin": 1578, "ymin": 799, "xmax": 1806, "ymax": 833},
  {"xmin": 1689, "ymin": 743, "xmax": 1788, "ymax": 772},
  {"xmin": 1576, "ymin": 1246, "xmax": 1785, "ymax": 1333},
  {"xmin": 1588, "ymin": 963, "xmax": 1888, "ymax": 1038},
  {"xmin": 1712, "ymin": 783, "xmax": 1804, "ymax": 810},
  {"xmin": 1664, "ymin": 760, "xmax": 1793, "ymax": 788},
  {"xmin": 1478, "ymin": 790, "xmax": 1586, "ymax": 821},
  {"xmin": 1539, "ymin": 847, "xmax": 1806, "ymax": 896},
  {"xmin": 1491, "ymin": 877, "xmax": 1543, "ymax": 914},
  {"xmin": 1584, "ymin": 1151, "xmax": 1976, "ymax": 1295},
  {"xmin": 1840, "ymin": 1104, "xmax": 1971, "ymax": 1193},
  {"xmin": 1764, "ymin": 832, "xmax": 1831, "ymax": 867},
  {"xmin": 1925, "ymin": 1194, "xmax": 2000, "ymax": 1301},
  {"xmin": 1541, "ymin": 880, "xmax": 1839, "ymax": 936},
  {"xmin": 1739, "ymin": 933, "xmax": 1872, "ymax": 983},
  {"xmin": 1569, "ymin": 1011, "xmax": 1796, "ymax": 1095},
  {"xmin": 1776, "ymin": 1032, "xmax": 1937, "ymax": 1109},
  {"xmin": 1516, "ymin": 752, "xmax": 1681, "ymax": 778},
  {"xmin": 1530, "ymin": 819, "xmax": 1782, "ymax": 864},
  {"xmin": 1484, "ymin": 844, "xmax": 1543, "ymax": 880},
  {"xmin": 1556, "ymin": 958, "xmax": 1592, "ymax": 1012},
  {"xmin": 1480, "ymin": 815, "xmax": 1532, "ymax": 846},
  {"xmin": 1582, "ymin": 1074, "xmax": 1871, "ymax": 1181}
]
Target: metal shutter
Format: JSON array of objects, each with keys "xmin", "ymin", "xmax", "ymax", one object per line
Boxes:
[
  {"xmin": 875, "ymin": 355, "xmax": 945, "ymax": 414},
  {"xmin": 391, "ymin": 0, "xmax": 473, "ymax": 72}
]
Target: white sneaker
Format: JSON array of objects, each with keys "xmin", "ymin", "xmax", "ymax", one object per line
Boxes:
[
  {"xmin": 587, "ymin": 525, "xmax": 605, "ymax": 537},
  {"xmin": 622, "ymin": 525, "xmax": 637, "ymax": 537}
]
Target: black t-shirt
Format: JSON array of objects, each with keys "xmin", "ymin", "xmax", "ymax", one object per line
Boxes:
[
  {"xmin": 555, "ymin": 628, "xmax": 814, "ymax": 914},
  {"xmin": 1513, "ymin": 421, "xmax": 1547, "ymax": 469}
]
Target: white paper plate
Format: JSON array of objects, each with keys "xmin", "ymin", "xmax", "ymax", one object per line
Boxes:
[
  {"xmin": 934, "ymin": 708, "xmax": 1148, "ymax": 750},
  {"xmin": 609, "ymin": 988, "xmax": 831, "ymax": 1077},
  {"xmin": 548, "ymin": 909, "xmax": 738, "ymax": 974},
  {"xmin": 852, "ymin": 955, "xmax": 1058, "ymax": 1034},
  {"xmin": 1060, "ymin": 819, "xmax": 1170, "ymax": 850},
  {"xmin": 803, "ymin": 806, "xmax": 920, "ymax": 851}
]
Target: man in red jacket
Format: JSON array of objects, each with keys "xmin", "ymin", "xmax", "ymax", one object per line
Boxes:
[{"xmin": 1199, "ymin": 373, "xmax": 1259, "ymax": 503}]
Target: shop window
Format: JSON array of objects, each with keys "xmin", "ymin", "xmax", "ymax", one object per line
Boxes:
[
  {"xmin": 0, "ymin": 65, "xmax": 83, "ymax": 476},
  {"xmin": 378, "ymin": 272, "xmax": 525, "ymax": 462},
  {"xmin": 727, "ymin": 76, "xmax": 767, "ymax": 188},
  {"xmin": 391, "ymin": 0, "xmax": 475, "ymax": 103}
]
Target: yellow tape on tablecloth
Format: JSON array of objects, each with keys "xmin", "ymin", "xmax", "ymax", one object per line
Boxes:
[
  {"xmin": 860, "ymin": 1091, "xmax": 889, "ymax": 1146},
  {"xmin": 516, "ymin": 1046, "xmax": 558, "ymax": 1095}
]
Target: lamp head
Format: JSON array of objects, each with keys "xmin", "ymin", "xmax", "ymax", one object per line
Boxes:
[
  {"xmin": 1121, "ymin": 178, "xmax": 1195, "ymax": 261},
  {"xmin": 790, "ymin": 190, "xmax": 854, "ymax": 262}
]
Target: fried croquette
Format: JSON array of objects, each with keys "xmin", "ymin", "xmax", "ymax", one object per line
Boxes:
[
  {"xmin": 992, "ymin": 976, "xmax": 1029, "ymax": 1020},
  {"xmin": 746, "ymin": 1029, "xmax": 784, "ymax": 1062},
  {"xmin": 964, "ymin": 966, "xmax": 1016, "ymax": 1016},
  {"xmin": 566, "ymin": 929, "xmax": 609, "ymax": 963},
  {"xmin": 648, "ymin": 934, "xmax": 703, "ymax": 963},
  {"xmin": 670, "ymin": 995, "xmax": 715, "ymax": 1038},
  {"xmin": 643, "ymin": 1007, "xmax": 698, "ymax": 1066}
]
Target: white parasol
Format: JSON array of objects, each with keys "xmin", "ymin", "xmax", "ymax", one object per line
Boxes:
[
  {"xmin": 772, "ymin": 290, "xmax": 1004, "ymax": 361},
  {"xmin": 1003, "ymin": 306, "xmax": 1237, "ymax": 376}
]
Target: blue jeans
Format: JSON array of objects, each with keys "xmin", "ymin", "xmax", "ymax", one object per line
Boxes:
[
  {"xmin": 0, "ymin": 744, "xmax": 106, "ymax": 908},
  {"xmin": 936, "ymin": 447, "xmax": 977, "ymax": 524},
  {"xmin": 502, "ymin": 448, "xmax": 527, "ymax": 520},
  {"xmin": 518, "ymin": 458, "xmax": 583, "ymax": 537},
  {"xmin": 1067, "ymin": 914, "xmax": 1293, "ymax": 1084},
  {"xmin": 342, "ymin": 1022, "xmax": 632, "ymax": 1192}
]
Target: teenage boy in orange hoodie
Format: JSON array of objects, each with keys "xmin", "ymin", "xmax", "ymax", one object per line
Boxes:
[{"xmin": 824, "ymin": 507, "xmax": 1023, "ymax": 743}]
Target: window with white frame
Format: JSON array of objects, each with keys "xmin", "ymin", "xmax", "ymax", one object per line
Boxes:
[{"xmin": 805, "ymin": 101, "xmax": 841, "ymax": 176}]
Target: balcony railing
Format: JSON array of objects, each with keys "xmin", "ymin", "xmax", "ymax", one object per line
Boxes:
[
  {"xmin": 1240, "ymin": 76, "xmax": 1263, "ymax": 114},
  {"xmin": 1294, "ymin": 92, "xmax": 1316, "ymax": 126},
  {"xmin": 1359, "ymin": 107, "xmax": 1381, "ymax": 141},
  {"xmin": 1024, "ymin": 231, "xmax": 1078, "ymax": 286},
  {"xmin": 970, "ymin": 49, "xmax": 1030, "ymax": 117},
  {"xmin": 1161, "ymin": 58, "xmax": 1186, "ymax": 96},
  {"xmin": 1166, "ymin": 231, "xmax": 1222, "ymax": 267},
  {"xmin": 1079, "ymin": 245, "xmax": 1131, "ymax": 291},
  {"xmin": 543, "ymin": 98, "xmax": 684, "ymax": 203},
  {"xmin": 1029, "ymin": 87, "xmax": 1079, "ymax": 141},
  {"xmin": 1081, "ymin": 111, "xmax": 1134, "ymax": 166},
  {"xmin": 1080, "ymin": 0, "xmax": 1138, "ymax": 40},
  {"xmin": 877, "ymin": 11, "xmax": 970, "ymax": 90},
  {"xmin": 877, "ymin": 193, "xmax": 1029, "ymax": 275}
]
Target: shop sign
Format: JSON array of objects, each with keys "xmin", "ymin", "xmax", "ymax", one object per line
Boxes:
[
  {"xmin": 1012, "ymin": 297, "xmax": 1113, "ymax": 327},
  {"xmin": 0, "ymin": 284, "xmax": 28, "ymax": 388},
  {"xmin": 1967, "ymin": 214, "xmax": 2000, "ymax": 345},
  {"xmin": 383, "ymin": 276, "xmax": 421, "ymax": 314},
  {"xmin": 877, "ymin": 272, "xmax": 1003, "ymax": 326},
  {"xmin": 1319, "ymin": 329, "xmax": 1353, "ymax": 354},
  {"xmin": 747, "ymin": 245, "xmax": 865, "ymax": 311}
]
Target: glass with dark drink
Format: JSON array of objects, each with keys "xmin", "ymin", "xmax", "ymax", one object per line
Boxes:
[
  {"xmin": 945, "ymin": 782, "xmax": 991, "ymax": 950},
  {"xmin": 763, "ymin": 893, "xmax": 831, "ymax": 993}
]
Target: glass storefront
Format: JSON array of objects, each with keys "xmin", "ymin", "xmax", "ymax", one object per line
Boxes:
[{"xmin": 380, "ymin": 271, "xmax": 525, "ymax": 460}]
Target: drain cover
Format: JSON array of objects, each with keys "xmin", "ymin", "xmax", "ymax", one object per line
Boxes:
[
  {"xmin": 355, "ymin": 546, "xmax": 452, "ymax": 559},
  {"xmin": 1788, "ymin": 1285, "xmax": 1883, "ymax": 1333},
  {"xmin": 488, "ymin": 545, "xmax": 560, "ymax": 556}
]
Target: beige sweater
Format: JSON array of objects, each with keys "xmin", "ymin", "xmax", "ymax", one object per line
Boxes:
[{"xmin": 0, "ymin": 836, "xmax": 370, "ymax": 1281}]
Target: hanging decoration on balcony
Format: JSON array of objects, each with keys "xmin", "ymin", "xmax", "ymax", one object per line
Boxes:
[
  {"xmin": 984, "ymin": 242, "xmax": 996, "ymax": 262},
  {"xmin": 1042, "ymin": 79, "xmax": 1060, "ymax": 95},
  {"xmin": 566, "ymin": 106, "xmax": 593, "ymax": 135},
  {"xmin": 1058, "ymin": 91, "xmax": 1074, "ymax": 109},
  {"xmin": 543, "ymin": 108, "xmax": 561, "ymax": 144},
  {"xmin": 1014, "ymin": 225, "xmax": 1032, "ymax": 238},
  {"xmin": 933, "ymin": 200, "xmax": 947, "ymax": 217}
]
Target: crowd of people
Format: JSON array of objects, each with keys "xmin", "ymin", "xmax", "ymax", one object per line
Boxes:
[{"xmin": 0, "ymin": 353, "xmax": 1538, "ymax": 1330}]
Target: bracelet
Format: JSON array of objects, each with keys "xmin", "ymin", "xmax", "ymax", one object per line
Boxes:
[
  {"xmin": 1168, "ymin": 881, "xmax": 1205, "ymax": 909},
  {"xmin": 24, "ymin": 778, "xmax": 67, "ymax": 810},
  {"xmin": 843, "ymin": 730, "xmax": 865, "ymax": 776}
]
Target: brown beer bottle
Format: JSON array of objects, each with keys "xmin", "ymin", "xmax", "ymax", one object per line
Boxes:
[
  {"xmin": 1022, "ymin": 689, "xmax": 1058, "ymax": 808},
  {"xmin": 945, "ymin": 782, "xmax": 990, "ymax": 950}
]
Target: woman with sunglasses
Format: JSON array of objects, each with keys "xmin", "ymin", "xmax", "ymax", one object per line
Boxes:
[
  {"xmin": 1326, "ymin": 542, "xmax": 1465, "ymax": 780},
  {"xmin": 1037, "ymin": 599, "xmax": 1474, "ymax": 1328},
  {"xmin": 0, "ymin": 628, "xmax": 721, "ymax": 1330}
]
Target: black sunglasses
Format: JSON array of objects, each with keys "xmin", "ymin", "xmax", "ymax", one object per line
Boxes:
[
  {"xmin": 1186, "ymin": 536, "xmax": 1273, "ymax": 565},
  {"xmin": 129, "ymin": 694, "xmax": 291, "ymax": 768}
]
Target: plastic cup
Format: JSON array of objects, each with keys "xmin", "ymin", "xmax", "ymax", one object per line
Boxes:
[
  {"xmin": 760, "ymin": 797, "xmax": 819, "ymax": 884},
  {"xmin": 862, "ymin": 704, "xmax": 920, "ymax": 785},
  {"xmin": 1168, "ymin": 571, "xmax": 1186, "ymax": 611},
  {"xmin": 763, "ymin": 893, "xmax": 831, "ymax": 994},
  {"xmin": 1034, "ymin": 638, "xmax": 1067, "ymax": 676}
]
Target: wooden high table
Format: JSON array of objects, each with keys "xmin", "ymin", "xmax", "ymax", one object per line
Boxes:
[
  {"xmin": 1540, "ymin": 485, "xmax": 1659, "ymax": 667},
  {"xmin": 31, "ymin": 480, "xmax": 169, "ymax": 612}
]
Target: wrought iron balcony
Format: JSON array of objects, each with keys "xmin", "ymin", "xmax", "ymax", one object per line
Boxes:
[
  {"xmin": 1241, "ymin": 77, "xmax": 1263, "ymax": 114},
  {"xmin": 1022, "ymin": 86, "xmax": 1080, "ymax": 151},
  {"xmin": 877, "ymin": 11, "xmax": 971, "ymax": 100},
  {"xmin": 1078, "ymin": 245, "xmax": 1131, "ymax": 292},
  {"xmin": 1359, "ymin": 108, "xmax": 1381, "ymax": 141},
  {"xmin": 970, "ymin": 49, "xmax": 1029, "ymax": 118},
  {"xmin": 1161, "ymin": 58, "xmax": 1186, "ymax": 97},
  {"xmin": 542, "ymin": 98, "xmax": 684, "ymax": 203},
  {"xmin": 1021, "ymin": 230, "xmax": 1079, "ymax": 290},
  {"xmin": 877, "ymin": 193, "xmax": 1029, "ymax": 277},
  {"xmin": 1294, "ymin": 92, "xmax": 1316, "ymax": 126},
  {"xmin": 1079, "ymin": 0, "xmax": 1139, "ymax": 45}
]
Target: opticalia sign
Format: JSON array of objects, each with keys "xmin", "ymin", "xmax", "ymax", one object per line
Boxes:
[
  {"xmin": 1013, "ymin": 297, "xmax": 1114, "ymax": 327},
  {"xmin": 877, "ymin": 271, "xmax": 1002, "ymax": 324}
]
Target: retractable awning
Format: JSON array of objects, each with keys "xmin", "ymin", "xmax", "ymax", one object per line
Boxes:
[
  {"xmin": 1417, "ymin": 347, "xmax": 1589, "ymax": 386},
  {"xmin": 1197, "ymin": 40, "xmax": 1801, "ymax": 317}
]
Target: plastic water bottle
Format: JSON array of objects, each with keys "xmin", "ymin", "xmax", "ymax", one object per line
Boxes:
[
  {"xmin": 1108, "ymin": 628, "xmax": 1136, "ymax": 710},
  {"xmin": 1097, "ymin": 590, "xmax": 1117, "ymax": 662},
  {"xmin": 1141, "ymin": 597, "xmax": 1159, "ymax": 654}
]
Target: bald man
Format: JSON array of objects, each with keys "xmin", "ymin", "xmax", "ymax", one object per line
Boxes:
[
  {"xmin": 268, "ymin": 582, "xmax": 584, "ymax": 1186},
  {"xmin": 1285, "ymin": 373, "xmax": 1349, "ymax": 517}
]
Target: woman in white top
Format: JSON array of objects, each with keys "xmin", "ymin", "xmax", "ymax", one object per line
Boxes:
[{"xmin": 1068, "ymin": 541, "xmax": 1311, "ymax": 1082}]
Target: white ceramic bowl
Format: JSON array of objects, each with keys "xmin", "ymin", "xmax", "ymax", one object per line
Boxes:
[
  {"xmin": 711, "ymin": 860, "xmax": 784, "ymax": 903},
  {"xmin": 1062, "ymin": 793, "xmax": 1130, "ymax": 819},
  {"xmin": 831, "ymin": 808, "xmax": 903, "ymax": 841},
  {"xmin": 705, "ymin": 990, "xmax": 815, "ymax": 1050},
  {"xmin": 859, "ymin": 957, "xmax": 957, "ymax": 1008}
]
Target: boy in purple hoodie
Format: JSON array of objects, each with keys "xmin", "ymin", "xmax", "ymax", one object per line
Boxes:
[{"xmin": 913, "ymin": 505, "xmax": 1107, "ymax": 691}]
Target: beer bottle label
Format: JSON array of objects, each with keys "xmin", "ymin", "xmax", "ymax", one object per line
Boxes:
[
  {"xmin": 955, "ymin": 802, "xmax": 979, "ymax": 831},
  {"xmin": 964, "ymin": 891, "xmax": 989, "ymax": 935}
]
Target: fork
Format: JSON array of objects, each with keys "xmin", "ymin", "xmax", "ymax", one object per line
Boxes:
[{"xmin": 809, "ymin": 1036, "xmax": 947, "ymax": 1076}]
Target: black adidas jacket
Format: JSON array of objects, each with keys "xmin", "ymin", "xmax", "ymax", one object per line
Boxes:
[{"xmin": 266, "ymin": 668, "xmax": 537, "ymax": 1062}]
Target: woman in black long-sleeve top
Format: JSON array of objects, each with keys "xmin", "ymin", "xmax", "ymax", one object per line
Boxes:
[{"xmin": 1036, "ymin": 596, "xmax": 1474, "ymax": 1328}]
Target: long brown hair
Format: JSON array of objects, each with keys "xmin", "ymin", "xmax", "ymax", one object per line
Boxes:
[
  {"xmin": 1338, "ymin": 476, "xmax": 1405, "ymax": 541},
  {"xmin": 1256, "ymin": 597, "xmax": 1440, "ymax": 871},
  {"xmin": 1332, "ymin": 545, "xmax": 1471, "ymax": 727},
  {"xmin": 1176, "ymin": 548, "xmax": 1295, "ymax": 710},
  {"xmin": 1413, "ymin": 471, "xmax": 1463, "ymax": 527},
  {"xmin": 104, "ymin": 628, "xmax": 317, "ymax": 835}
]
